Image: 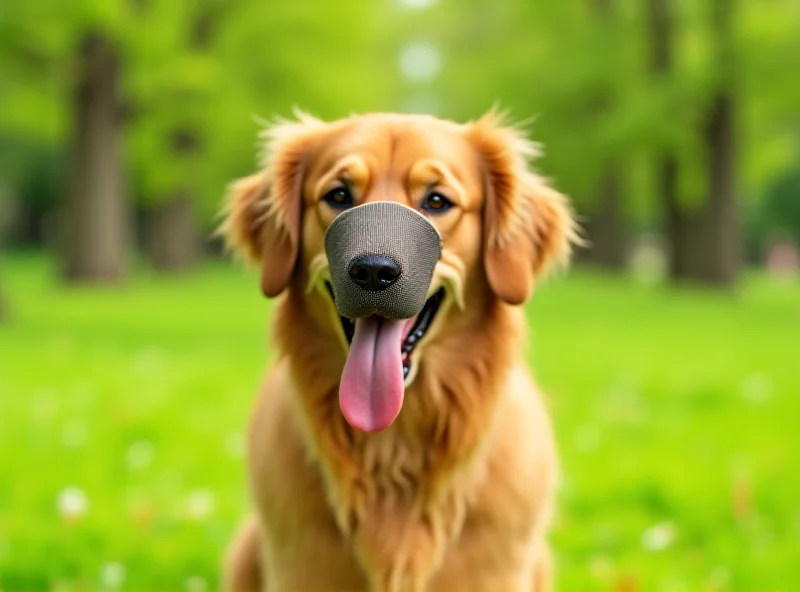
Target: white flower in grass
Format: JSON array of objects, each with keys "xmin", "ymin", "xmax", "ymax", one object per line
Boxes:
[
  {"xmin": 185, "ymin": 489, "xmax": 216, "ymax": 521},
  {"xmin": 641, "ymin": 521, "xmax": 676, "ymax": 551},
  {"xmin": 57, "ymin": 487, "xmax": 89, "ymax": 521},
  {"xmin": 100, "ymin": 562, "xmax": 126, "ymax": 590},
  {"xmin": 185, "ymin": 576, "xmax": 208, "ymax": 592},
  {"xmin": 126, "ymin": 440, "xmax": 155, "ymax": 470}
]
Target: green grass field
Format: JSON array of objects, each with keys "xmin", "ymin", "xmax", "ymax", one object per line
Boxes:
[{"xmin": 1, "ymin": 254, "xmax": 798, "ymax": 592}]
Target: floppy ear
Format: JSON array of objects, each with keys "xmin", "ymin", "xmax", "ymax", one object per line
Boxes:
[
  {"xmin": 219, "ymin": 113, "xmax": 326, "ymax": 297},
  {"xmin": 468, "ymin": 111, "xmax": 579, "ymax": 305}
]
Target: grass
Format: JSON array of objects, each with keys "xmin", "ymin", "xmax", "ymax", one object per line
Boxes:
[{"xmin": 1, "ymin": 253, "xmax": 799, "ymax": 592}]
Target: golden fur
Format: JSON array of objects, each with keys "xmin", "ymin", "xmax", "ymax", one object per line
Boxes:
[{"xmin": 220, "ymin": 110, "xmax": 578, "ymax": 592}]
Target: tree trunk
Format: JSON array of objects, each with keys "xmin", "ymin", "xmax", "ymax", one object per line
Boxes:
[
  {"xmin": 581, "ymin": 0, "xmax": 628, "ymax": 271},
  {"xmin": 0, "ymin": 274, "xmax": 5, "ymax": 321},
  {"xmin": 62, "ymin": 32, "xmax": 128, "ymax": 283},
  {"xmin": 144, "ymin": 125, "xmax": 202, "ymax": 273},
  {"xmin": 648, "ymin": 0, "xmax": 685, "ymax": 282},
  {"xmin": 142, "ymin": 9, "xmax": 215, "ymax": 274},
  {"xmin": 701, "ymin": 0, "xmax": 739, "ymax": 285},
  {"xmin": 666, "ymin": 91, "xmax": 738, "ymax": 286},
  {"xmin": 648, "ymin": 0, "xmax": 739, "ymax": 287},
  {"xmin": 0, "ymin": 249, "xmax": 5, "ymax": 321},
  {"xmin": 581, "ymin": 165, "xmax": 629, "ymax": 269},
  {"xmin": 145, "ymin": 191, "xmax": 201, "ymax": 272}
]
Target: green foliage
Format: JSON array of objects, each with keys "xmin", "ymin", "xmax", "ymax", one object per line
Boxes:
[
  {"xmin": 750, "ymin": 167, "xmax": 800, "ymax": 251},
  {"xmin": 739, "ymin": 0, "xmax": 800, "ymax": 195},
  {"xmin": 0, "ymin": 0, "xmax": 798, "ymax": 235},
  {"xmin": 192, "ymin": 0, "xmax": 390, "ymax": 217},
  {"xmin": 388, "ymin": 0, "xmax": 799, "ymax": 219},
  {"xmin": 0, "ymin": 0, "xmax": 392, "ymax": 222},
  {"xmin": 1, "ymin": 255, "xmax": 799, "ymax": 590}
]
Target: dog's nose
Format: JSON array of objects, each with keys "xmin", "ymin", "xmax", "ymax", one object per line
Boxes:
[{"xmin": 347, "ymin": 254, "xmax": 401, "ymax": 292}]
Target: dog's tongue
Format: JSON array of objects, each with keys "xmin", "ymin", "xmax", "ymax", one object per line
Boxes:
[{"xmin": 339, "ymin": 316, "xmax": 405, "ymax": 432}]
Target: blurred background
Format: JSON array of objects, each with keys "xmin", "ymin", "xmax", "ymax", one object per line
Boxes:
[{"xmin": 0, "ymin": 0, "xmax": 798, "ymax": 591}]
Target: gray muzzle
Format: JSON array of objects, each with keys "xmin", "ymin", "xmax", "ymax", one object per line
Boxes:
[{"xmin": 324, "ymin": 202, "xmax": 442, "ymax": 320}]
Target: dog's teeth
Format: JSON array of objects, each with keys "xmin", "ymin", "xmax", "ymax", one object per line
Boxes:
[
  {"xmin": 414, "ymin": 329, "xmax": 424, "ymax": 339},
  {"xmin": 403, "ymin": 365, "xmax": 410, "ymax": 378},
  {"xmin": 406, "ymin": 334, "xmax": 417, "ymax": 345}
]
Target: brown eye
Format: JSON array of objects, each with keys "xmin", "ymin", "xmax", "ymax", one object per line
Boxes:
[
  {"xmin": 422, "ymin": 192, "xmax": 452, "ymax": 213},
  {"xmin": 323, "ymin": 187, "xmax": 353, "ymax": 208}
]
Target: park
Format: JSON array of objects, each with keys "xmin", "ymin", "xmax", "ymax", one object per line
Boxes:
[{"xmin": 1, "ymin": 1, "xmax": 799, "ymax": 590}]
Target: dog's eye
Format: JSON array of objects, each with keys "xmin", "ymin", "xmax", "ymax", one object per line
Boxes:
[
  {"xmin": 422, "ymin": 192, "xmax": 452, "ymax": 213},
  {"xmin": 323, "ymin": 187, "xmax": 353, "ymax": 208}
]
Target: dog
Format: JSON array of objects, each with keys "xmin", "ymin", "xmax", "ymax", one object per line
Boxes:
[{"xmin": 219, "ymin": 110, "xmax": 578, "ymax": 592}]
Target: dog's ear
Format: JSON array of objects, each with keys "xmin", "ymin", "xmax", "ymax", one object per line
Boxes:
[
  {"xmin": 467, "ymin": 110, "xmax": 579, "ymax": 305},
  {"xmin": 219, "ymin": 112, "xmax": 327, "ymax": 297}
]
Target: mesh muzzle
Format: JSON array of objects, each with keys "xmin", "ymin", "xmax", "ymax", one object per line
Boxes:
[{"xmin": 324, "ymin": 202, "xmax": 443, "ymax": 319}]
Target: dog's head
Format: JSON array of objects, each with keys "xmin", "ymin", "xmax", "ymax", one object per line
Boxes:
[{"xmin": 221, "ymin": 110, "xmax": 578, "ymax": 433}]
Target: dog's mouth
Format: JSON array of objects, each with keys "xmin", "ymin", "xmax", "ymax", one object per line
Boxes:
[
  {"xmin": 325, "ymin": 282, "xmax": 445, "ymax": 377},
  {"xmin": 324, "ymin": 282, "xmax": 445, "ymax": 432}
]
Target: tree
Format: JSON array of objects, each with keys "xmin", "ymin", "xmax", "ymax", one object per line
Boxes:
[
  {"xmin": 0, "ymin": 1, "xmax": 138, "ymax": 284},
  {"xmin": 382, "ymin": 0, "xmax": 642, "ymax": 269},
  {"xmin": 0, "ymin": 228, "xmax": 5, "ymax": 323},
  {"xmin": 138, "ymin": 21, "xmax": 206, "ymax": 273},
  {"xmin": 130, "ymin": 0, "xmax": 391, "ymax": 272},
  {"xmin": 131, "ymin": 0, "xmax": 228, "ymax": 273},
  {"xmin": 701, "ymin": 0, "xmax": 740, "ymax": 285},
  {"xmin": 63, "ymin": 30, "xmax": 128, "ymax": 282},
  {"xmin": 646, "ymin": 0, "xmax": 683, "ymax": 282},
  {"xmin": 576, "ymin": 0, "xmax": 629, "ymax": 270},
  {"xmin": 646, "ymin": 0, "xmax": 742, "ymax": 286},
  {"xmin": 2, "ymin": 0, "xmax": 797, "ymax": 293}
]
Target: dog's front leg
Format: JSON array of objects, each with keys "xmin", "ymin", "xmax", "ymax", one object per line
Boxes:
[
  {"xmin": 223, "ymin": 517, "xmax": 263, "ymax": 592},
  {"xmin": 531, "ymin": 542, "xmax": 552, "ymax": 592}
]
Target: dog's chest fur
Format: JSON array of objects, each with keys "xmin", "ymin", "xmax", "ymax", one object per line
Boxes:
[
  {"xmin": 336, "ymin": 422, "xmax": 496, "ymax": 591},
  {"xmin": 250, "ymin": 358, "xmax": 553, "ymax": 592},
  {"xmin": 249, "ymin": 296, "xmax": 549, "ymax": 592},
  {"xmin": 290, "ymin": 373, "xmax": 497, "ymax": 592}
]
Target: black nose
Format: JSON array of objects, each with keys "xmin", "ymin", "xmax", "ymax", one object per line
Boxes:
[{"xmin": 347, "ymin": 254, "xmax": 401, "ymax": 292}]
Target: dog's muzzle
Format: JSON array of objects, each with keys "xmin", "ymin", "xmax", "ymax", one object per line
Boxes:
[{"xmin": 324, "ymin": 201, "xmax": 443, "ymax": 319}]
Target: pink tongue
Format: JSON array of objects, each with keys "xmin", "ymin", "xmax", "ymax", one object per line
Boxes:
[{"xmin": 339, "ymin": 316, "xmax": 406, "ymax": 432}]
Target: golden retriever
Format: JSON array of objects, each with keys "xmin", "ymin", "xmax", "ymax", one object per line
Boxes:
[{"xmin": 219, "ymin": 110, "xmax": 578, "ymax": 592}]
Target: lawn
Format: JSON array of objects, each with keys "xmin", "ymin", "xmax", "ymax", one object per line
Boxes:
[{"xmin": 1, "ymin": 253, "xmax": 798, "ymax": 592}]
